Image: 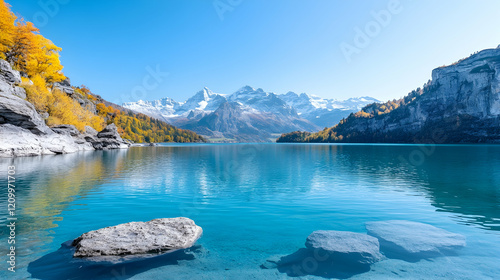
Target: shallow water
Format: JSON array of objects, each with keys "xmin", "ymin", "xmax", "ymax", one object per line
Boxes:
[{"xmin": 1, "ymin": 143, "xmax": 499, "ymax": 279}]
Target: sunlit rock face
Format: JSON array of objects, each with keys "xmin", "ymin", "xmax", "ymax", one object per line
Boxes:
[
  {"xmin": 72, "ymin": 218, "xmax": 203, "ymax": 259},
  {"xmin": 0, "ymin": 59, "xmax": 131, "ymax": 157}
]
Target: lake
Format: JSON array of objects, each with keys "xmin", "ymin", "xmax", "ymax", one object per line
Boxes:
[{"xmin": 1, "ymin": 143, "xmax": 499, "ymax": 279}]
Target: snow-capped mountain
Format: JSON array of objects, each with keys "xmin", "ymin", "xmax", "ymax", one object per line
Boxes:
[
  {"xmin": 228, "ymin": 86, "xmax": 298, "ymax": 116},
  {"xmin": 123, "ymin": 87, "xmax": 227, "ymax": 121},
  {"xmin": 177, "ymin": 87, "xmax": 227, "ymax": 115},
  {"xmin": 122, "ymin": 86, "xmax": 379, "ymax": 142},
  {"xmin": 122, "ymin": 97, "xmax": 181, "ymax": 120},
  {"xmin": 280, "ymin": 92, "xmax": 380, "ymax": 127}
]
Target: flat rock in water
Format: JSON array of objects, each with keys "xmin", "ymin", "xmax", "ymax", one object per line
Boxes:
[
  {"xmin": 305, "ymin": 230, "xmax": 382, "ymax": 265},
  {"xmin": 365, "ymin": 220, "xmax": 466, "ymax": 259},
  {"xmin": 72, "ymin": 217, "xmax": 202, "ymax": 258}
]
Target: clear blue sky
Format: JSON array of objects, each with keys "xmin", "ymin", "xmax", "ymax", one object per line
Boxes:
[{"xmin": 10, "ymin": 0, "xmax": 500, "ymax": 104}]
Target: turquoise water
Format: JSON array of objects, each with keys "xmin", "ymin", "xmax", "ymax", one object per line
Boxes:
[{"xmin": 1, "ymin": 143, "xmax": 500, "ymax": 279}]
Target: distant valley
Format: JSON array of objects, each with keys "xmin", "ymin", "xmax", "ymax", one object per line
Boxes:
[{"xmin": 123, "ymin": 86, "xmax": 379, "ymax": 142}]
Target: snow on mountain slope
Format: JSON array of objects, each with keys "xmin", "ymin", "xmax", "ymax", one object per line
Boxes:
[
  {"xmin": 122, "ymin": 86, "xmax": 379, "ymax": 141},
  {"xmin": 228, "ymin": 86, "xmax": 297, "ymax": 116},
  {"xmin": 122, "ymin": 97, "xmax": 181, "ymax": 120},
  {"xmin": 177, "ymin": 87, "xmax": 227, "ymax": 115},
  {"xmin": 279, "ymin": 92, "xmax": 380, "ymax": 127}
]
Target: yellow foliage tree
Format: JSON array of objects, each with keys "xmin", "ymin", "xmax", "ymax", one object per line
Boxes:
[
  {"xmin": 9, "ymin": 19, "xmax": 38, "ymax": 72},
  {"xmin": 0, "ymin": 0, "xmax": 16, "ymax": 59},
  {"xmin": 47, "ymin": 90, "xmax": 105, "ymax": 132},
  {"xmin": 26, "ymin": 35, "xmax": 65, "ymax": 83},
  {"xmin": 23, "ymin": 74, "xmax": 51, "ymax": 112},
  {"xmin": 7, "ymin": 17, "xmax": 64, "ymax": 83}
]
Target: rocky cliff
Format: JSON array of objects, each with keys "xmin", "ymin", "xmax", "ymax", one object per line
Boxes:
[
  {"xmin": 0, "ymin": 60, "xmax": 130, "ymax": 157},
  {"xmin": 278, "ymin": 46, "xmax": 500, "ymax": 144}
]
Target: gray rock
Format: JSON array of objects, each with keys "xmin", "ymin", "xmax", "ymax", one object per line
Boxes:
[
  {"xmin": 51, "ymin": 124, "xmax": 80, "ymax": 137},
  {"xmin": 53, "ymin": 78, "xmax": 74, "ymax": 95},
  {"xmin": 365, "ymin": 220, "xmax": 466, "ymax": 259},
  {"xmin": 90, "ymin": 123, "xmax": 129, "ymax": 149},
  {"xmin": 0, "ymin": 124, "xmax": 94, "ymax": 157},
  {"xmin": 71, "ymin": 217, "xmax": 202, "ymax": 258},
  {"xmin": 0, "ymin": 59, "xmax": 21, "ymax": 85},
  {"xmin": 84, "ymin": 125, "xmax": 98, "ymax": 136},
  {"xmin": 97, "ymin": 123, "xmax": 121, "ymax": 139},
  {"xmin": 0, "ymin": 59, "xmax": 27, "ymax": 101},
  {"xmin": 305, "ymin": 230, "xmax": 382, "ymax": 265},
  {"xmin": 12, "ymin": 87, "xmax": 26, "ymax": 99},
  {"xmin": 0, "ymin": 58, "xmax": 131, "ymax": 157},
  {"xmin": 0, "ymin": 92, "xmax": 51, "ymax": 135}
]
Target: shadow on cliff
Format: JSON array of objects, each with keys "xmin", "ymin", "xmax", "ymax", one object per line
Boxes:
[{"xmin": 28, "ymin": 241, "xmax": 202, "ymax": 280}]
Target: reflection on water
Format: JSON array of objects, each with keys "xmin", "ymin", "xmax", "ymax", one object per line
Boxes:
[
  {"xmin": 0, "ymin": 150, "xmax": 129, "ymax": 266},
  {"xmin": 414, "ymin": 146, "xmax": 500, "ymax": 231},
  {"xmin": 0, "ymin": 144, "xmax": 499, "ymax": 279}
]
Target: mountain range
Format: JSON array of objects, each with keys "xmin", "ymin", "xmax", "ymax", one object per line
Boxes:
[
  {"xmin": 123, "ymin": 86, "xmax": 379, "ymax": 142},
  {"xmin": 278, "ymin": 46, "xmax": 500, "ymax": 144}
]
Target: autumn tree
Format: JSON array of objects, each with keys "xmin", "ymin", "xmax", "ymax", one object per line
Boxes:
[
  {"xmin": 8, "ymin": 18, "xmax": 38, "ymax": 72},
  {"xmin": 0, "ymin": 0, "xmax": 16, "ymax": 59}
]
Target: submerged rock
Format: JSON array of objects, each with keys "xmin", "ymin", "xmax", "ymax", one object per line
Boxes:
[
  {"xmin": 269, "ymin": 230, "xmax": 380, "ymax": 278},
  {"xmin": 72, "ymin": 217, "xmax": 203, "ymax": 258},
  {"xmin": 365, "ymin": 220, "xmax": 466, "ymax": 259},
  {"xmin": 305, "ymin": 230, "xmax": 382, "ymax": 265}
]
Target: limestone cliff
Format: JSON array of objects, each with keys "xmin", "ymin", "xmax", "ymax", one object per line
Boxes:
[{"xmin": 278, "ymin": 46, "xmax": 500, "ymax": 143}]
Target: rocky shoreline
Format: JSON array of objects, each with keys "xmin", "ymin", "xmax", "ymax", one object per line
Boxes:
[{"xmin": 0, "ymin": 59, "xmax": 130, "ymax": 158}]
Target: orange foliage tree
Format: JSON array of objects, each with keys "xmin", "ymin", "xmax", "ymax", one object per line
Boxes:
[{"xmin": 0, "ymin": 0, "xmax": 16, "ymax": 59}]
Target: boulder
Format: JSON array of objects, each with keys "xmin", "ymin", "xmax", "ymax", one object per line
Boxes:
[
  {"xmin": 0, "ymin": 92, "xmax": 52, "ymax": 135},
  {"xmin": 71, "ymin": 217, "xmax": 202, "ymax": 258},
  {"xmin": 268, "ymin": 230, "xmax": 380, "ymax": 278},
  {"xmin": 305, "ymin": 230, "xmax": 382, "ymax": 265},
  {"xmin": 89, "ymin": 123, "xmax": 129, "ymax": 149},
  {"xmin": 53, "ymin": 78, "xmax": 74, "ymax": 95},
  {"xmin": 365, "ymin": 220, "xmax": 466, "ymax": 259},
  {"xmin": 0, "ymin": 59, "xmax": 21, "ymax": 85},
  {"xmin": 97, "ymin": 123, "xmax": 121, "ymax": 139},
  {"xmin": 84, "ymin": 125, "xmax": 98, "ymax": 136},
  {"xmin": 0, "ymin": 60, "xmax": 26, "ymax": 100}
]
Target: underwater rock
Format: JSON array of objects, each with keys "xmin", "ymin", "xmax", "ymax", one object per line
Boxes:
[
  {"xmin": 366, "ymin": 220, "xmax": 466, "ymax": 259},
  {"xmin": 305, "ymin": 230, "xmax": 382, "ymax": 265}
]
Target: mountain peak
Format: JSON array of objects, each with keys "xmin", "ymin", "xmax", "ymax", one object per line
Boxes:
[
  {"xmin": 239, "ymin": 85, "xmax": 255, "ymax": 92},
  {"xmin": 194, "ymin": 87, "xmax": 213, "ymax": 99}
]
